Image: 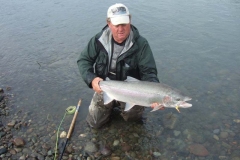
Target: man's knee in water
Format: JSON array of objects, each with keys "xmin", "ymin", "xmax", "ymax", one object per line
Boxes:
[
  {"xmin": 86, "ymin": 93, "xmax": 115, "ymax": 128},
  {"xmin": 120, "ymin": 105, "xmax": 145, "ymax": 121},
  {"xmin": 86, "ymin": 116, "xmax": 103, "ymax": 129}
]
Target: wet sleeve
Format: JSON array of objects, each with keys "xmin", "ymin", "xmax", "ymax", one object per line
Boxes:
[
  {"xmin": 77, "ymin": 37, "xmax": 98, "ymax": 88},
  {"xmin": 138, "ymin": 41, "xmax": 160, "ymax": 83}
]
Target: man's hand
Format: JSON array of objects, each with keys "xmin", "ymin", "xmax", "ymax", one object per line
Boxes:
[
  {"xmin": 92, "ymin": 77, "xmax": 103, "ymax": 93},
  {"xmin": 151, "ymin": 103, "xmax": 165, "ymax": 110}
]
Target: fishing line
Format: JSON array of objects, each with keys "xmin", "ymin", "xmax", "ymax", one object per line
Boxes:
[
  {"xmin": 66, "ymin": 106, "xmax": 76, "ymax": 114},
  {"xmin": 54, "ymin": 106, "xmax": 76, "ymax": 160}
]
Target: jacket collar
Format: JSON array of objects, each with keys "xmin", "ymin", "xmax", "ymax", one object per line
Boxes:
[{"xmin": 98, "ymin": 25, "xmax": 138, "ymax": 56}]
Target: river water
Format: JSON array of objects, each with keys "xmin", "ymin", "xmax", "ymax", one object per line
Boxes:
[{"xmin": 1, "ymin": 0, "xmax": 240, "ymax": 159}]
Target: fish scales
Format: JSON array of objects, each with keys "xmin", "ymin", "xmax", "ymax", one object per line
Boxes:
[
  {"xmin": 100, "ymin": 81, "xmax": 159, "ymax": 106},
  {"xmin": 99, "ymin": 78, "xmax": 192, "ymax": 112}
]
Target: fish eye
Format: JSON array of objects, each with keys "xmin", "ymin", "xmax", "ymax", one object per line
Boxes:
[{"xmin": 176, "ymin": 98, "xmax": 181, "ymax": 101}]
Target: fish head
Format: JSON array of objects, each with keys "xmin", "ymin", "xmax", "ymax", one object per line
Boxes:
[
  {"xmin": 163, "ymin": 91, "xmax": 192, "ymax": 108},
  {"xmin": 170, "ymin": 95, "xmax": 192, "ymax": 108}
]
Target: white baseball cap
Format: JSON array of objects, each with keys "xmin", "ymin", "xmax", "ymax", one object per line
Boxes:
[{"xmin": 107, "ymin": 3, "xmax": 130, "ymax": 25}]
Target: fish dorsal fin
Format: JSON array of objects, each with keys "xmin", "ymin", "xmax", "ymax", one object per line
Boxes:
[
  {"xmin": 124, "ymin": 103, "xmax": 135, "ymax": 111},
  {"xmin": 125, "ymin": 76, "xmax": 140, "ymax": 82},
  {"xmin": 106, "ymin": 76, "xmax": 139, "ymax": 82},
  {"xmin": 102, "ymin": 92, "xmax": 113, "ymax": 105}
]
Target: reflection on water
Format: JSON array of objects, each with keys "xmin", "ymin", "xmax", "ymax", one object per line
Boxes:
[{"xmin": 0, "ymin": 0, "xmax": 240, "ymax": 159}]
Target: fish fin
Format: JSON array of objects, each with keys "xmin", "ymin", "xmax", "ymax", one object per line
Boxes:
[
  {"xmin": 102, "ymin": 92, "xmax": 113, "ymax": 105},
  {"xmin": 151, "ymin": 105, "xmax": 164, "ymax": 112},
  {"xmin": 124, "ymin": 103, "xmax": 135, "ymax": 111},
  {"xmin": 125, "ymin": 76, "xmax": 140, "ymax": 82}
]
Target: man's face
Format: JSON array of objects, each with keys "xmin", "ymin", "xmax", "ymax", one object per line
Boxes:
[{"xmin": 107, "ymin": 21, "xmax": 131, "ymax": 43}]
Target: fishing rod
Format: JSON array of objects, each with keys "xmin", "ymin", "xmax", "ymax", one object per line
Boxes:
[{"xmin": 58, "ymin": 99, "xmax": 82, "ymax": 160}]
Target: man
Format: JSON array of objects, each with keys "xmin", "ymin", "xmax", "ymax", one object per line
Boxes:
[{"xmin": 77, "ymin": 3, "xmax": 162, "ymax": 128}]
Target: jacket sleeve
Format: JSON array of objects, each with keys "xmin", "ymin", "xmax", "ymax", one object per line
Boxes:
[
  {"xmin": 77, "ymin": 36, "xmax": 98, "ymax": 88},
  {"xmin": 138, "ymin": 40, "xmax": 160, "ymax": 83}
]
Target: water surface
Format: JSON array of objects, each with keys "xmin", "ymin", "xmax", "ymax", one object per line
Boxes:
[{"xmin": 1, "ymin": 0, "xmax": 240, "ymax": 159}]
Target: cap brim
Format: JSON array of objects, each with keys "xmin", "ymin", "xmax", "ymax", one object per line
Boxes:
[{"xmin": 110, "ymin": 16, "xmax": 129, "ymax": 25}]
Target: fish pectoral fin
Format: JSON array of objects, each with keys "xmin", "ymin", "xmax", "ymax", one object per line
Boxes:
[
  {"xmin": 124, "ymin": 103, "xmax": 135, "ymax": 111},
  {"xmin": 151, "ymin": 104, "xmax": 164, "ymax": 112},
  {"xmin": 103, "ymin": 92, "xmax": 114, "ymax": 105}
]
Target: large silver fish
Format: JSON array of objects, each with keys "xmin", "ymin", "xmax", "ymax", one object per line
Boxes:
[{"xmin": 99, "ymin": 77, "xmax": 192, "ymax": 112}]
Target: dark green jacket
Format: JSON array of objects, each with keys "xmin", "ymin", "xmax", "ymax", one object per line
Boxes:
[{"xmin": 77, "ymin": 25, "xmax": 159, "ymax": 88}]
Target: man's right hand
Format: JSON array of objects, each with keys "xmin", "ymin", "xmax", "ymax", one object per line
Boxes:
[{"xmin": 92, "ymin": 77, "xmax": 103, "ymax": 93}]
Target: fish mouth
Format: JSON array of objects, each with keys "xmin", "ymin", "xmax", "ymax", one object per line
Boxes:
[
  {"xmin": 179, "ymin": 102, "xmax": 192, "ymax": 108},
  {"xmin": 184, "ymin": 97, "xmax": 192, "ymax": 101},
  {"xmin": 178, "ymin": 98, "xmax": 192, "ymax": 108}
]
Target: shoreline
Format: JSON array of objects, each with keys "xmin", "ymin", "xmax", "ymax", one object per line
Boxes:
[
  {"xmin": 0, "ymin": 87, "xmax": 12, "ymax": 158},
  {"xmin": 1, "ymin": 87, "xmax": 240, "ymax": 160}
]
